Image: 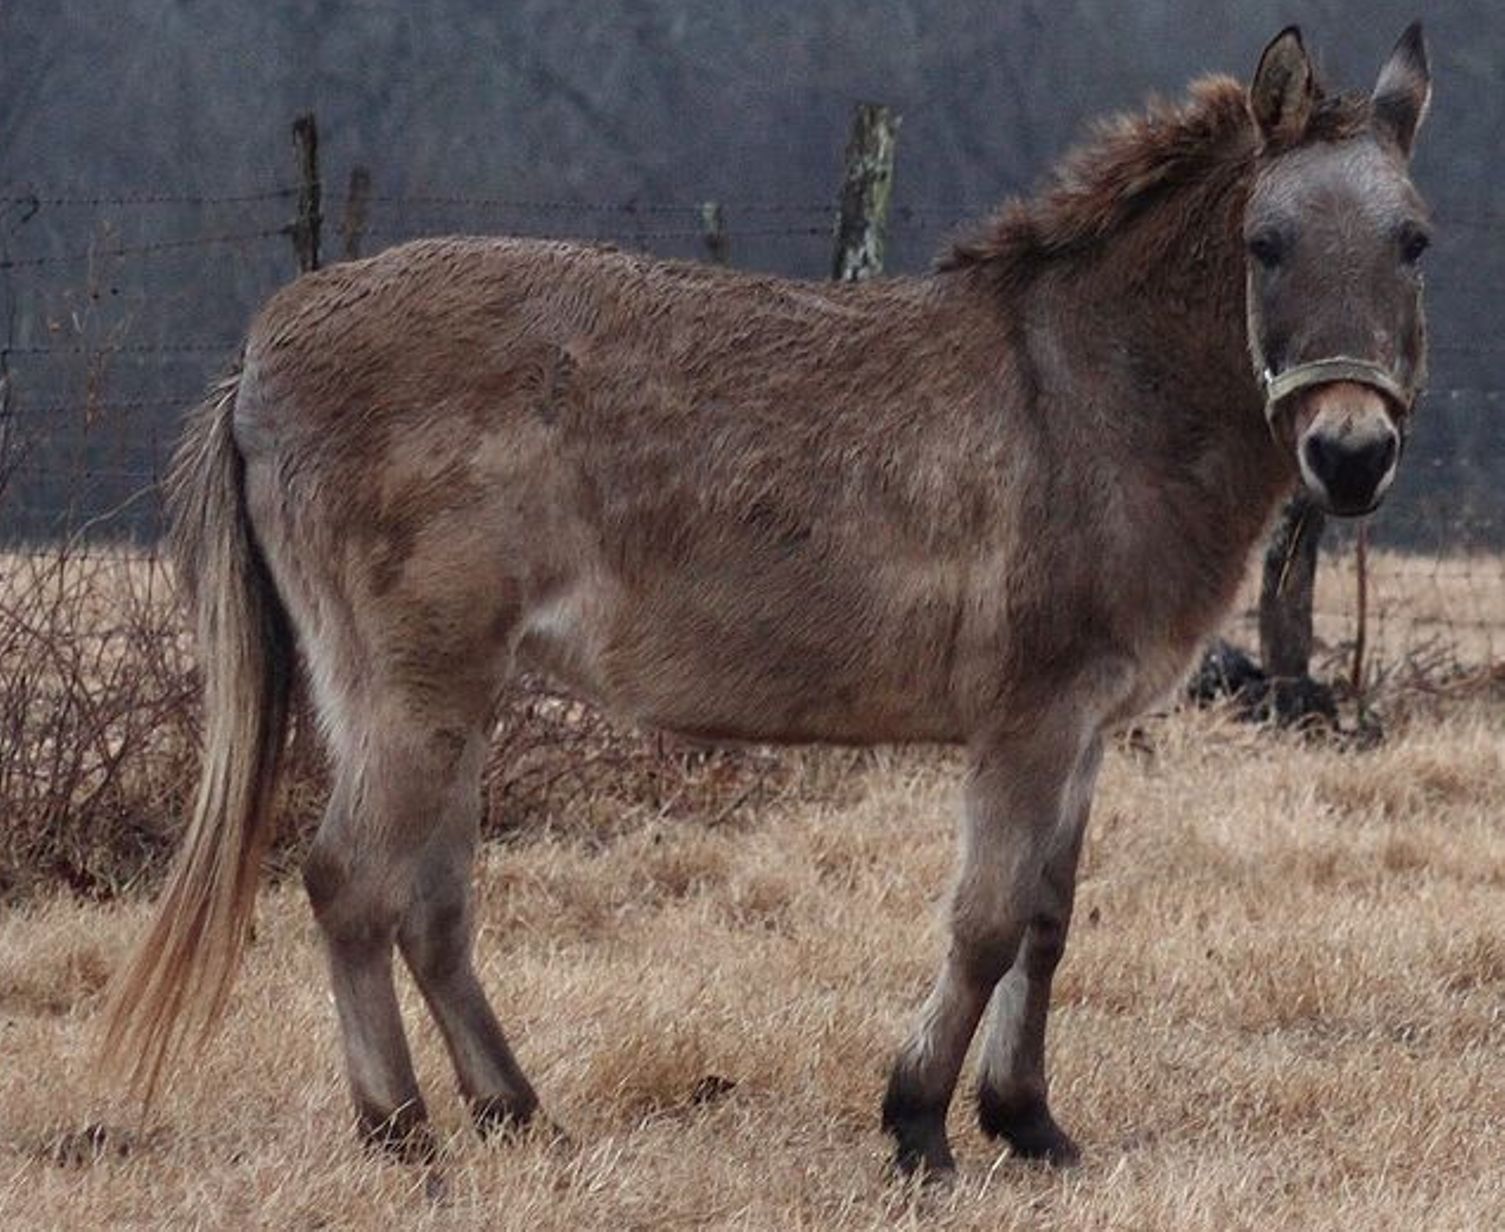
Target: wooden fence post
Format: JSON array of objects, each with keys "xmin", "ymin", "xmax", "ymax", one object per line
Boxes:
[
  {"xmin": 700, "ymin": 201, "xmax": 728, "ymax": 266},
  {"xmin": 1258, "ymin": 493, "xmax": 1326, "ymax": 679},
  {"xmin": 340, "ymin": 165, "xmax": 371, "ymax": 262},
  {"xmin": 289, "ymin": 112, "xmax": 322, "ymax": 274},
  {"xmin": 831, "ymin": 102, "xmax": 898, "ymax": 283}
]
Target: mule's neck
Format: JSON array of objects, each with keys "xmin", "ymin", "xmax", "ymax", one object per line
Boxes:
[
  {"xmin": 959, "ymin": 140, "xmax": 1302, "ymax": 674},
  {"xmin": 1044, "ymin": 150, "xmax": 1292, "ymax": 563}
]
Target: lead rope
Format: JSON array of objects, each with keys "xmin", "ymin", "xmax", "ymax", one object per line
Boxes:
[{"xmin": 1274, "ymin": 501, "xmax": 1311, "ymax": 597}]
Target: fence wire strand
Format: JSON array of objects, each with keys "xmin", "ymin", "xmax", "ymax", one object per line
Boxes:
[
  {"xmin": 0, "ymin": 228, "xmax": 287, "ymax": 271},
  {"xmin": 1, "ymin": 188, "xmax": 298, "ymax": 208}
]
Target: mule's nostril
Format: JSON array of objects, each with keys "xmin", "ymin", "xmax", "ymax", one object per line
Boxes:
[
  {"xmin": 1302, "ymin": 434, "xmax": 1332, "ymax": 477},
  {"xmin": 1303, "ymin": 431, "xmax": 1399, "ymax": 514}
]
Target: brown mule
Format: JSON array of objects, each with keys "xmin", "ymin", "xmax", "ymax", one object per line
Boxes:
[{"xmin": 104, "ymin": 25, "xmax": 1432, "ymax": 1176}]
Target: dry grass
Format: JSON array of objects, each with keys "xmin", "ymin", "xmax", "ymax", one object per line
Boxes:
[
  {"xmin": 3, "ymin": 544, "xmax": 1505, "ymax": 1227},
  {"xmin": 2, "ymin": 702, "xmax": 1504, "ymax": 1229}
]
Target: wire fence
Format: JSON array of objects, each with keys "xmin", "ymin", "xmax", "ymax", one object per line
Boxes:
[{"xmin": 3, "ymin": 168, "xmax": 1505, "ymax": 684}]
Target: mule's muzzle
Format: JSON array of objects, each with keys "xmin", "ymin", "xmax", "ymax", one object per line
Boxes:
[
  {"xmin": 1292, "ymin": 381, "xmax": 1402, "ymax": 516},
  {"xmin": 1260, "ymin": 356, "xmax": 1412, "ymax": 517}
]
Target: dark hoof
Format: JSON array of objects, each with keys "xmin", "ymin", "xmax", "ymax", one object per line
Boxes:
[
  {"xmin": 977, "ymin": 1087, "xmax": 1081, "ymax": 1167},
  {"xmin": 888, "ymin": 1134, "xmax": 956, "ymax": 1181},
  {"xmin": 882, "ymin": 1077, "xmax": 956, "ymax": 1179},
  {"xmin": 357, "ymin": 1100, "xmax": 436, "ymax": 1165}
]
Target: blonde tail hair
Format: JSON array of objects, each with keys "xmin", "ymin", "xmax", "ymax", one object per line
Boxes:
[{"xmin": 101, "ymin": 371, "xmax": 293, "ymax": 1104}]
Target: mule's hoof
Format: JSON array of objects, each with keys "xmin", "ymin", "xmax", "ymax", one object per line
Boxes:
[
  {"xmin": 357, "ymin": 1101, "xmax": 436, "ymax": 1165},
  {"xmin": 890, "ymin": 1142, "xmax": 957, "ymax": 1185},
  {"xmin": 882, "ymin": 1082, "xmax": 956, "ymax": 1179},
  {"xmin": 887, "ymin": 1130, "xmax": 956, "ymax": 1182},
  {"xmin": 977, "ymin": 1088, "xmax": 1081, "ymax": 1167}
]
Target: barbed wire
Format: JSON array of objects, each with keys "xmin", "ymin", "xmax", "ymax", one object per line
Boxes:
[
  {"xmin": 2, "ymin": 343, "xmax": 239, "ymax": 357},
  {"xmin": 0, "ymin": 212, "xmax": 934, "ymax": 273},
  {"xmin": 4, "ymin": 181, "xmax": 1502, "ymax": 229},
  {"xmin": 5, "ymin": 395, "xmax": 199, "ymax": 415},
  {"xmin": 359, "ymin": 223, "xmax": 833, "ymax": 244},
  {"xmin": 368, "ymin": 194, "xmax": 835, "ymax": 215},
  {"xmin": 0, "ymin": 188, "xmax": 297, "ymax": 208},
  {"xmin": 0, "ymin": 228, "xmax": 286, "ymax": 271},
  {"xmin": 11, "ymin": 465, "xmax": 161, "ymax": 481}
]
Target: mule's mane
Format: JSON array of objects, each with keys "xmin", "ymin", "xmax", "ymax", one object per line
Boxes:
[{"xmin": 943, "ymin": 75, "xmax": 1371, "ymax": 285}]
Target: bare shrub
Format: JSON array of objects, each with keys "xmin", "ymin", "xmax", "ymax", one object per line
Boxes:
[
  {"xmin": 484, "ymin": 679, "xmax": 849, "ymax": 848},
  {"xmin": 0, "ymin": 545, "xmax": 197, "ymax": 898}
]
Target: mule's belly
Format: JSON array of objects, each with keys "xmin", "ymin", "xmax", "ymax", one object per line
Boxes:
[{"xmin": 512, "ymin": 568, "xmax": 968, "ymax": 746}]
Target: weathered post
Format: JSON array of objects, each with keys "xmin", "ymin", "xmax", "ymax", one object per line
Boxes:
[
  {"xmin": 340, "ymin": 165, "xmax": 372, "ymax": 262},
  {"xmin": 831, "ymin": 102, "xmax": 898, "ymax": 283},
  {"xmin": 1259, "ymin": 493, "xmax": 1326, "ymax": 679},
  {"xmin": 289, "ymin": 112, "xmax": 322, "ymax": 274},
  {"xmin": 283, "ymin": 113, "xmax": 324, "ymax": 775},
  {"xmin": 700, "ymin": 201, "xmax": 728, "ymax": 266}
]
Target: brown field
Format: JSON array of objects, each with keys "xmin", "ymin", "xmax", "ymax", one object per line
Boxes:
[{"xmin": 2, "ymin": 547, "xmax": 1504, "ymax": 1229}]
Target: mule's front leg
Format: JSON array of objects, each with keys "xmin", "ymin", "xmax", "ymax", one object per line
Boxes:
[
  {"xmin": 975, "ymin": 736, "xmax": 1102, "ymax": 1167},
  {"xmin": 882, "ymin": 723, "xmax": 1089, "ymax": 1177}
]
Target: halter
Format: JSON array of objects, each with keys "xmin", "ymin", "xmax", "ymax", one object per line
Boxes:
[{"xmin": 1260, "ymin": 357, "xmax": 1414, "ymax": 427}]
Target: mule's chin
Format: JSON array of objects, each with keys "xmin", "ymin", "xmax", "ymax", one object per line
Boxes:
[{"xmin": 1301, "ymin": 483, "xmax": 1384, "ymax": 518}]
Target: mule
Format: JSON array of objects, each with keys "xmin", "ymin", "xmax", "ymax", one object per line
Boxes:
[{"xmin": 104, "ymin": 24, "xmax": 1432, "ymax": 1175}]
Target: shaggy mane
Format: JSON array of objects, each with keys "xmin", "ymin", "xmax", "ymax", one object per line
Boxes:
[{"xmin": 942, "ymin": 75, "xmax": 1372, "ymax": 284}]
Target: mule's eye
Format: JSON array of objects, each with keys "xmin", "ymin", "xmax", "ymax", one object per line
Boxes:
[
  {"xmin": 1247, "ymin": 231, "xmax": 1283, "ymax": 271},
  {"xmin": 1398, "ymin": 223, "xmax": 1431, "ymax": 265}
]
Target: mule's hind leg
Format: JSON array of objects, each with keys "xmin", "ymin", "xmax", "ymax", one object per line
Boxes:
[
  {"xmin": 975, "ymin": 736, "xmax": 1103, "ymax": 1167},
  {"xmin": 397, "ymin": 758, "xmax": 541, "ymax": 1137},
  {"xmin": 304, "ymin": 710, "xmax": 486, "ymax": 1160}
]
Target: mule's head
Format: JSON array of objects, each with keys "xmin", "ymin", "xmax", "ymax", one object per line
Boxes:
[{"xmin": 1244, "ymin": 24, "xmax": 1432, "ymax": 516}]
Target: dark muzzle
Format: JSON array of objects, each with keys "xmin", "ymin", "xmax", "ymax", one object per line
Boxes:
[{"xmin": 1264, "ymin": 356, "xmax": 1414, "ymax": 516}]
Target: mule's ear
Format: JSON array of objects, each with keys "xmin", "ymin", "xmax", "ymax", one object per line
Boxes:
[
  {"xmin": 1372, "ymin": 22, "xmax": 1431, "ymax": 158},
  {"xmin": 1250, "ymin": 26, "xmax": 1315, "ymax": 143}
]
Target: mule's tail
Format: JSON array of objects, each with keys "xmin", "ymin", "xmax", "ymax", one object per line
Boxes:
[{"xmin": 102, "ymin": 370, "xmax": 294, "ymax": 1105}]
